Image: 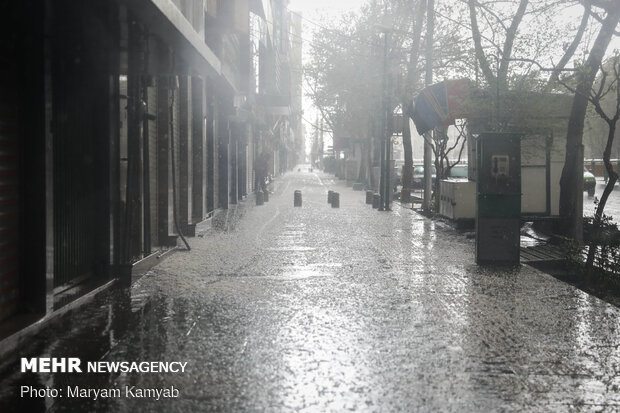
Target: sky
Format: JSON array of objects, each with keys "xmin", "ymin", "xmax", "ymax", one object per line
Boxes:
[{"xmin": 288, "ymin": 0, "xmax": 366, "ymax": 16}]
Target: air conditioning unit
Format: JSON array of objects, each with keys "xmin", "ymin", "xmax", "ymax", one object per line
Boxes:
[{"xmin": 439, "ymin": 179, "xmax": 476, "ymax": 220}]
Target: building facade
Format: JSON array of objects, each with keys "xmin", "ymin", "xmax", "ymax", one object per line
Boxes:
[{"xmin": 0, "ymin": 0, "xmax": 302, "ymax": 338}]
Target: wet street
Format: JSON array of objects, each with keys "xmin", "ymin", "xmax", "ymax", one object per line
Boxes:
[{"xmin": 2, "ymin": 168, "xmax": 620, "ymax": 412}]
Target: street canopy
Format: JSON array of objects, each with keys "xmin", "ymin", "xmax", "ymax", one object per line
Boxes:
[{"xmin": 411, "ymin": 79, "xmax": 471, "ymax": 135}]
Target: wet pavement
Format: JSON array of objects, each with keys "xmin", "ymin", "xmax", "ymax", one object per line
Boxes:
[{"xmin": 2, "ymin": 167, "xmax": 620, "ymax": 412}]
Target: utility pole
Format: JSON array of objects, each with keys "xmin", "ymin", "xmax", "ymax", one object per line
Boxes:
[
  {"xmin": 319, "ymin": 117, "xmax": 324, "ymax": 169},
  {"xmin": 423, "ymin": 0, "xmax": 434, "ymax": 212},
  {"xmin": 379, "ymin": 28, "xmax": 391, "ymax": 211},
  {"xmin": 384, "ymin": 29, "xmax": 392, "ymax": 212}
]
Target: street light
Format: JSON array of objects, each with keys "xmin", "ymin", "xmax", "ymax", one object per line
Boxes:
[{"xmin": 375, "ymin": 24, "xmax": 392, "ymax": 211}]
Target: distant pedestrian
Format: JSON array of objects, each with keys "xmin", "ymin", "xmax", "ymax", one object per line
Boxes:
[{"xmin": 255, "ymin": 152, "xmax": 270, "ymax": 193}]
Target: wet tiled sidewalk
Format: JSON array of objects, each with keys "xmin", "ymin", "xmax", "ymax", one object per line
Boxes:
[{"xmin": 2, "ymin": 168, "xmax": 620, "ymax": 412}]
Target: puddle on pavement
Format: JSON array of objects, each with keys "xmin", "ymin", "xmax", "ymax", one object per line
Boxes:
[
  {"xmin": 276, "ymin": 263, "xmax": 343, "ymax": 281},
  {"xmin": 267, "ymin": 246, "xmax": 317, "ymax": 252}
]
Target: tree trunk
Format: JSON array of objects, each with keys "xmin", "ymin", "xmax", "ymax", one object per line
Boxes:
[
  {"xmin": 468, "ymin": 0, "xmax": 496, "ymax": 86},
  {"xmin": 433, "ymin": 151, "xmax": 442, "ymax": 213},
  {"xmin": 558, "ymin": 6, "xmax": 620, "ymax": 242},
  {"xmin": 423, "ymin": 0, "xmax": 434, "ymax": 212},
  {"xmin": 497, "ymin": 0, "xmax": 529, "ymax": 92},
  {"xmin": 585, "ymin": 120, "xmax": 618, "ymax": 272},
  {"xmin": 401, "ymin": 0, "xmax": 427, "ymax": 203},
  {"xmin": 401, "ymin": 101, "xmax": 413, "ymax": 203}
]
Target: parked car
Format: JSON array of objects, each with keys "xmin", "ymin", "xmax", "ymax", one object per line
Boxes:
[
  {"xmin": 448, "ymin": 164, "xmax": 468, "ymax": 179},
  {"xmin": 412, "ymin": 165, "xmax": 436, "ymax": 188},
  {"xmin": 584, "ymin": 168, "xmax": 596, "ymax": 196}
]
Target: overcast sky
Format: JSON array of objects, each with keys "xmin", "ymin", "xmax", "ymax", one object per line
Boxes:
[{"xmin": 288, "ymin": 0, "xmax": 365, "ymax": 16}]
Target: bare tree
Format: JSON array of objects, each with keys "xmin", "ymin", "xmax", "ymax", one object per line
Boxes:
[
  {"xmin": 561, "ymin": 56, "xmax": 620, "ymax": 273},
  {"xmin": 400, "ymin": 0, "xmax": 427, "ymax": 203},
  {"xmin": 468, "ymin": 0, "xmax": 529, "ymax": 92},
  {"xmin": 558, "ymin": 2, "xmax": 620, "ymax": 242},
  {"xmin": 546, "ymin": 2, "xmax": 591, "ymax": 87},
  {"xmin": 421, "ymin": 121, "xmax": 468, "ymax": 212}
]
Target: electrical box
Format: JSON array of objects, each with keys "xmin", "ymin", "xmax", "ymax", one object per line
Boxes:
[{"xmin": 476, "ymin": 133, "xmax": 522, "ymax": 265}]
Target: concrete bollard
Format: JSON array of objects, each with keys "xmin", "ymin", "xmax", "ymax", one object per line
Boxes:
[
  {"xmin": 263, "ymin": 190, "xmax": 269, "ymax": 202},
  {"xmin": 372, "ymin": 193, "xmax": 380, "ymax": 209},
  {"xmin": 331, "ymin": 192, "xmax": 340, "ymax": 208},
  {"xmin": 366, "ymin": 190, "xmax": 373, "ymax": 204},
  {"xmin": 294, "ymin": 190, "xmax": 302, "ymax": 207},
  {"xmin": 256, "ymin": 191, "xmax": 264, "ymax": 206},
  {"xmin": 328, "ymin": 190, "xmax": 333, "ymax": 204}
]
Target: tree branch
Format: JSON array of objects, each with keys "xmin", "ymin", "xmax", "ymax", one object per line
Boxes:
[
  {"xmin": 468, "ymin": 0, "xmax": 497, "ymax": 86},
  {"xmin": 548, "ymin": 3, "xmax": 591, "ymax": 86},
  {"xmin": 497, "ymin": 0, "xmax": 529, "ymax": 90},
  {"xmin": 587, "ymin": 8, "xmax": 620, "ymax": 36}
]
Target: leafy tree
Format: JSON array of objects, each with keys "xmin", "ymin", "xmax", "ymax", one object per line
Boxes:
[
  {"xmin": 304, "ymin": 1, "xmax": 423, "ymax": 186},
  {"xmin": 304, "ymin": 0, "xmax": 611, "ymax": 229}
]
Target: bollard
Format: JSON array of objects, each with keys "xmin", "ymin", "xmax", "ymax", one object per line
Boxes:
[
  {"xmin": 328, "ymin": 190, "xmax": 334, "ymax": 204},
  {"xmin": 372, "ymin": 193, "xmax": 380, "ymax": 209},
  {"xmin": 366, "ymin": 190, "xmax": 373, "ymax": 204},
  {"xmin": 256, "ymin": 190, "xmax": 264, "ymax": 206},
  {"xmin": 263, "ymin": 190, "xmax": 269, "ymax": 202},
  {"xmin": 294, "ymin": 190, "xmax": 302, "ymax": 207},
  {"xmin": 331, "ymin": 192, "xmax": 340, "ymax": 208}
]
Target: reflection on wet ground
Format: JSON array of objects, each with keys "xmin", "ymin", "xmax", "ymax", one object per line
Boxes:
[{"xmin": 1, "ymin": 168, "xmax": 620, "ymax": 412}]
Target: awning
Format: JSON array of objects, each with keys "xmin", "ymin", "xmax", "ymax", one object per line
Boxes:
[{"xmin": 411, "ymin": 79, "xmax": 471, "ymax": 135}]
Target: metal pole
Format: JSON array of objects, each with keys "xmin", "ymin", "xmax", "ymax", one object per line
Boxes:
[
  {"xmin": 423, "ymin": 0, "xmax": 434, "ymax": 212},
  {"xmin": 545, "ymin": 132, "xmax": 552, "ymax": 216},
  {"xmin": 385, "ymin": 131, "xmax": 392, "ymax": 211},
  {"xmin": 319, "ymin": 117, "xmax": 324, "ymax": 170},
  {"xmin": 379, "ymin": 138, "xmax": 386, "ymax": 211},
  {"xmin": 379, "ymin": 29, "xmax": 388, "ymax": 211},
  {"xmin": 383, "ymin": 31, "xmax": 391, "ymax": 211},
  {"xmin": 423, "ymin": 131, "xmax": 433, "ymax": 210},
  {"xmin": 496, "ymin": 54, "xmax": 500, "ymax": 128}
]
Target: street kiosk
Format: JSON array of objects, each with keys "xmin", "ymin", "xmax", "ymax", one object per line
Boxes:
[{"xmin": 476, "ymin": 133, "xmax": 522, "ymax": 265}]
